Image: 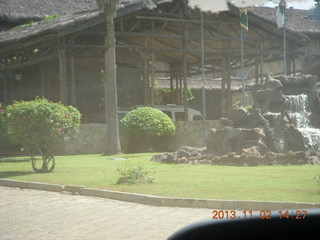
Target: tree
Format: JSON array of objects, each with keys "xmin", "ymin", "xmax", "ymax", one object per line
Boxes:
[
  {"xmin": 96, "ymin": 0, "xmax": 121, "ymax": 154},
  {"xmin": 2, "ymin": 98, "xmax": 81, "ymax": 173}
]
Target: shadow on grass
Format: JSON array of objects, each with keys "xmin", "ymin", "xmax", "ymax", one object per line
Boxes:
[{"xmin": 0, "ymin": 171, "xmax": 34, "ymax": 178}]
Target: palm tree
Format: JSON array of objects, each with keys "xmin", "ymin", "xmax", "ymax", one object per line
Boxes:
[{"xmin": 96, "ymin": 0, "xmax": 121, "ymax": 154}]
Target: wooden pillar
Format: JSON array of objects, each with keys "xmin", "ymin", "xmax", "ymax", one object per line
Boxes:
[
  {"xmin": 179, "ymin": 68, "xmax": 183, "ymax": 104},
  {"xmin": 150, "ymin": 21, "xmax": 155, "ymax": 106},
  {"xmin": 169, "ymin": 65, "xmax": 174, "ymax": 104},
  {"xmin": 255, "ymin": 42, "xmax": 259, "ymax": 84},
  {"xmin": 182, "ymin": 21, "xmax": 189, "ymax": 120},
  {"xmin": 4, "ymin": 71, "xmax": 8, "ymax": 104},
  {"xmin": 143, "ymin": 38, "xmax": 149, "ymax": 105},
  {"xmin": 226, "ymin": 52, "xmax": 232, "ymax": 116},
  {"xmin": 58, "ymin": 38, "xmax": 68, "ymax": 105},
  {"xmin": 259, "ymin": 42, "xmax": 264, "ymax": 84},
  {"xmin": 221, "ymin": 56, "xmax": 226, "ymax": 117},
  {"xmin": 68, "ymin": 38, "xmax": 76, "ymax": 106},
  {"xmin": 40, "ymin": 65, "xmax": 46, "ymax": 97},
  {"xmin": 175, "ymin": 67, "xmax": 179, "ymax": 104}
]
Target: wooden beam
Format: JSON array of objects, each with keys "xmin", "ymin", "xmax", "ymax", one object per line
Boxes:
[
  {"xmin": 70, "ymin": 52, "xmax": 76, "ymax": 106},
  {"xmin": 143, "ymin": 38, "xmax": 149, "ymax": 105},
  {"xmin": 58, "ymin": 38, "xmax": 68, "ymax": 105},
  {"xmin": 135, "ymin": 15, "xmax": 236, "ymax": 24},
  {"xmin": 260, "ymin": 41, "xmax": 264, "ymax": 83},
  {"xmin": 182, "ymin": 20, "xmax": 189, "ymax": 120},
  {"xmin": 150, "ymin": 21, "xmax": 155, "ymax": 106}
]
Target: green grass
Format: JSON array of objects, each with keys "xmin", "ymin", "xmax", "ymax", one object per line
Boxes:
[{"xmin": 1, "ymin": 153, "xmax": 320, "ymax": 203}]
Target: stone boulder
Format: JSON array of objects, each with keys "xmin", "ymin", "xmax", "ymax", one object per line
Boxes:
[
  {"xmin": 206, "ymin": 126, "xmax": 265, "ymax": 155},
  {"xmin": 284, "ymin": 124, "xmax": 307, "ymax": 151},
  {"xmin": 309, "ymin": 81, "xmax": 320, "ymax": 117},
  {"xmin": 229, "ymin": 105, "xmax": 248, "ymax": 126},
  {"xmin": 254, "ymin": 76, "xmax": 285, "ymax": 113}
]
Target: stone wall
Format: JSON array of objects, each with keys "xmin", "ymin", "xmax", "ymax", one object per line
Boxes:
[
  {"xmin": 58, "ymin": 124, "xmax": 107, "ymax": 155},
  {"xmin": 58, "ymin": 120, "xmax": 220, "ymax": 155},
  {"xmin": 173, "ymin": 120, "xmax": 220, "ymax": 148}
]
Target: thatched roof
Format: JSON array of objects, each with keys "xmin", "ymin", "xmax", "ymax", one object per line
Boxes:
[
  {"xmin": 0, "ymin": 0, "xmax": 167, "ymax": 49},
  {"xmin": 0, "ymin": 0, "xmax": 98, "ymax": 23},
  {"xmin": 248, "ymin": 6, "xmax": 320, "ymax": 37},
  {"xmin": 0, "ymin": 0, "xmax": 160, "ymax": 23}
]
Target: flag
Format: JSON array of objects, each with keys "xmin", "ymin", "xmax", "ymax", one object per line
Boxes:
[
  {"xmin": 277, "ymin": 0, "xmax": 286, "ymax": 28},
  {"xmin": 240, "ymin": 8, "xmax": 248, "ymax": 31}
]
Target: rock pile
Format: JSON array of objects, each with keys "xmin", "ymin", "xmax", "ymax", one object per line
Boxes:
[
  {"xmin": 152, "ymin": 74, "xmax": 320, "ymax": 166},
  {"xmin": 151, "ymin": 146, "xmax": 320, "ymax": 166}
]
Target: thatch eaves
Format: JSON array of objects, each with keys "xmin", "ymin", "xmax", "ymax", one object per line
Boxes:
[
  {"xmin": 0, "ymin": 0, "xmax": 98, "ymax": 23},
  {"xmin": 248, "ymin": 6, "xmax": 320, "ymax": 37},
  {"xmin": 0, "ymin": 0, "xmax": 169, "ymax": 50},
  {"xmin": 0, "ymin": 0, "xmax": 159, "ymax": 23}
]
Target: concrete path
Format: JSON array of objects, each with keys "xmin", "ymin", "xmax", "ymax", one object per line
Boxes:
[{"xmin": 0, "ymin": 186, "xmax": 211, "ymax": 240}]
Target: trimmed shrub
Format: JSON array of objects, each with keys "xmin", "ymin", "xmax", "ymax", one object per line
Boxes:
[
  {"xmin": 1, "ymin": 98, "xmax": 81, "ymax": 172},
  {"xmin": 116, "ymin": 164, "xmax": 154, "ymax": 185},
  {"xmin": 120, "ymin": 107, "xmax": 175, "ymax": 136}
]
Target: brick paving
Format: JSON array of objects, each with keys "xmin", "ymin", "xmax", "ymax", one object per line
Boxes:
[{"xmin": 0, "ymin": 187, "xmax": 212, "ymax": 240}]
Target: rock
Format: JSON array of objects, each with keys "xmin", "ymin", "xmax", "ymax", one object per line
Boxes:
[
  {"xmin": 229, "ymin": 105, "xmax": 248, "ymax": 125},
  {"xmin": 309, "ymin": 81, "xmax": 320, "ymax": 117},
  {"xmin": 176, "ymin": 146, "xmax": 205, "ymax": 158},
  {"xmin": 284, "ymin": 124, "xmax": 307, "ymax": 151},
  {"xmin": 199, "ymin": 159, "xmax": 211, "ymax": 164},
  {"xmin": 241, "ymin": 146, "xmax": 261, "ymax": 157},
  {"xmin": 254, "ymin": 77, "xmax": 285, "ymax": 113},
  {"xmin": 178, "ymin": 157, "xmax": 188, "ymax": 164},
  {"xmin": 265, "ymin": 77, "xmax": 283, "ymax": 90},
  {"xmin": 206, "ymin": 127, "xmax": 244, "ymax": 155},
  {"xmin": 151, "ymin": 153, "xmax": 176, "ymax": 163},
  {"xmin": 218, "ymin": 118, "xmax": 233, "ymax": 129},
  {"xmin": 245, "ymin": 155, "xmax": 262, "ymax": 166}
]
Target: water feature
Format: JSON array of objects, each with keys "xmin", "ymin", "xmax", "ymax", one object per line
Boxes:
[{"xmin": 285, "ymin": 94, "xmax": 320, "ymax": 151}]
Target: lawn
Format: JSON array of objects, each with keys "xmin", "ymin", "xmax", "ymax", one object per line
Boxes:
[{"xmin": 1, "ymin": 153, "xmax": 319, "ymax": 203}]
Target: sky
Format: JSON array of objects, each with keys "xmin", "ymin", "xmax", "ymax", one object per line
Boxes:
[
  {"xmin": 188, "ymin": 0, "xmax": 317, "ymax": 12},
  {"xmin": 264, "ymin": 0, "xmax": 316, "ymax": 10}
]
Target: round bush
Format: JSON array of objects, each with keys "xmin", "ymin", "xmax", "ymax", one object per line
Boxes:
[
  {"xmin": 2, "ymin": 98, "xmax": 81, "ymax": 150},
  {"xmin": 120, "ymin": 107, "xmax": 175, "ymax": 136}
]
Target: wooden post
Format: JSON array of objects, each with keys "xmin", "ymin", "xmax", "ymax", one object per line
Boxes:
[
  {"xmin": 143, "ymin": 51, "xmax": 149, "ymax": 105},
  {"xmin": 169, "ymin": 64, "xmax": 174, "ymax": 104},
  {"xmin": 226, "ymin": 51, "xmax": 232, "ymax": 115},
  {"xmin": 292, "ymin": 57, "xmax": 296, "ymax": 75},
  {"xmin": 255, "ymin": 42, "xmax": 259, "ymax": 84},
  {"xmin": 69, "ymin": 38, "xmax": 76, "ymax": 107},
  {"xmin": 182, "ymin": 21, "xmax": 189, "ymax": 120},
  {"xmin": 259, "ymin": 42, "xmax": 264, "ymax": 83},
  {"xmin": 179, "ymin": 68, "xmax": 182, "ymax": 104},
  {"xmin": 4, "ymin": 75, "xmax": 7, "ymax": 104},
  {"xmin": 58, "ymin": 38, "xmax": 68, "ymax": 105},
  {"xmin": 150, "ymin": 21, "xmax": 155, "ymax": 106},
  {"xmin": 175, "ymin": 67, "xmax": 179, "ymax": 104},
  {"xmin": 221, "ymin": 56, "xmax": 226, "ymax": 117},
  {"xmin": 40, "ymin": 65, "xmax": 46, "ymax": 97}
]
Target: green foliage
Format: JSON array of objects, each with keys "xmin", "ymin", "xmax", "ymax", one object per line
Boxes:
[
  {"xmin": 120, "ymin": 107, "xmax": 175, "ymax": 136},
  {"xmin": 116, "ymin": 163, "xmax": 154, "ymax": 184},
  {"xmin": 245, "ymin": 104, "xmax": 253, "ymax": 110},
  {"xmin": 154, "ymin": 86, "xmax": 194, "ymax": 105},
  {"xmin": 0, "ymin": 104, "xmax": 13, "ymax": 147},
  {"xmin": 2, "ymin": 98, "xmax": 81, "ymax": 150},
  {"xmin": 43, "ymin": 14, "xmax": 61, "ymax": 21}
]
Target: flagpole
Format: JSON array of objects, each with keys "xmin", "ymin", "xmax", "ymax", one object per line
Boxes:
[
  {"xmin": 283, "ymin": 1, "xmax": 287, "ymax": 75},
  {"xmin": 200, "ymin": 10, "xmax": 207, "ymax": 141},
  {"xmin": 240, "ymin": 25, "xmax": 245, "ymax": 106}
]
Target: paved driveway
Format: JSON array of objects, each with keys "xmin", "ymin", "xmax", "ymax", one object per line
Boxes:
[{"xmin": 0, "ymin": 187, "xmax": 211, "ymax": 240}]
